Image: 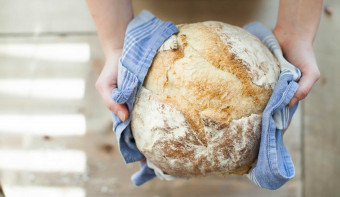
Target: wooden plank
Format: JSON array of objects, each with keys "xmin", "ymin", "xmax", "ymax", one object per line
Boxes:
[
  {"xmin": 132, "ymin": 0, "xmax": 279, "ymax": 28},
  {"xmin": 0, "ymin": 1, "xmax": 305, "ymax": 196},
  {"xmin": 303, "ymin": 0, "xmax": 340, "ymax": 196}
]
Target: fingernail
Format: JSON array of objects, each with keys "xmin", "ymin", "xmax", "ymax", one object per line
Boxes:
[
  {"xmin": 289, "ymin": 97, "xmax": 298, "ymax": 108},
  {"xmin": 118, "ymin": 111, "xmax": 126, "ymax": 121}
]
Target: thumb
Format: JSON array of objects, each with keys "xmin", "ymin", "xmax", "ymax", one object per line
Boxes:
[
  {"xmin": 96, "ymin": 82, "xmax": 129, "ymax": 121},
  {"xmin": 105, "ymin": 94, "xmax": 129, "ymax": 122},
  {"xmin": 288, "ymin": 70, "xmax": 320, "ymax": 108}
]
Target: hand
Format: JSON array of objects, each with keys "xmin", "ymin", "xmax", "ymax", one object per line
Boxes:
[
  {"xmin": 273, "ymin": 29, "xmax": 320, "ymax": 108},
  {"xmin": 95, "ymin": 49, "xmax": 129, "ymax": 121}
]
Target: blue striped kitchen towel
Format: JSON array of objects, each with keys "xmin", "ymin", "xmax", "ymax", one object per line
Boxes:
[
  {"xmin": 111, "ymin": 10, "xmax": 301, "ymax": 189},
  {"xmin": 244, "ymin": 22, "xmax": 301, "ymax": 190},
  {"xmin": 110, "ymin": 10, "xmax": 178, "ymax": 186}
]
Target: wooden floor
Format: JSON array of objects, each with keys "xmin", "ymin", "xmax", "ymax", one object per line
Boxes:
[
  {"xmin": 0, "ymin": 0, "xmax": 338, "ymax": 196},
  {"xmin": 303, "ymin": 0, "xmax": 340, "ymax": 196}
]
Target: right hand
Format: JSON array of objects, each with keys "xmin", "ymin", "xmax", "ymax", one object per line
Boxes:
[{"xmin": 95, "ymin": 49, "xmax": 129, "ymax": 121}]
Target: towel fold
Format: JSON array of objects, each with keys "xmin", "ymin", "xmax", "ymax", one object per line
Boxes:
[
  {"xmin": 244, "ymin": 22, "xmax": 301, "ymax": 190},
  {"xmin": 111, "ymin": 10, "xmax": 178, "ymax": 185},
  {"xmin": 111, "ymin": 11, "xmax": 301, "ymax": 189},
  {"xmin": 111, "ymin": 10, "xmax": 178, "ymax": 166}
]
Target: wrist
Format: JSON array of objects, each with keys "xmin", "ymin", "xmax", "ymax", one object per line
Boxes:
[
  {"xmin": 273, "ymin": 26, "xmax": 313, "ymax": 53},
  {"xmin": 105, "ymin": 48, "xmax": 123, "ymax": 59}
]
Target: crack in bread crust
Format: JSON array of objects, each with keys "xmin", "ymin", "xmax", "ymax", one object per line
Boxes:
[
  {"xmin": 131, "ymin": 88, "xmax": 261, "ymax": 177},
  {"xmin": 132, "ymin": 21, "xmax": 280, "ymax": 177}
]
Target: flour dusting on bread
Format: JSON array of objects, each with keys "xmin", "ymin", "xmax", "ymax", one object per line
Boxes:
[
  {"xmin": 132, "ymin": 88, "xmax": 261, "ymax": 177},
  {"xmin": 203, "ymin": 21, "xmax": 280, "ymax": 89},
  {"xmin": 131, "ymin": 21, "xmax": 280, "ymax": 178}
]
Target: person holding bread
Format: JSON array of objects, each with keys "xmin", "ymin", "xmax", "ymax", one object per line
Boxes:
[{"xmin": 86, "ymin": 0, "xmax": 322, "ymax": 122}]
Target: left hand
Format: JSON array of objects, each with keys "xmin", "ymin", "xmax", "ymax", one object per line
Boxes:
[{"xmin": 273, "ymin": 29, "xmax": 320, "ymax": 108}]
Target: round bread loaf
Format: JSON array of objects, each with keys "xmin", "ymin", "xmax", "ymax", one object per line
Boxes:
[{"xmin": 131, "ymin": 21, "xmax": 280, "ymax": 177}]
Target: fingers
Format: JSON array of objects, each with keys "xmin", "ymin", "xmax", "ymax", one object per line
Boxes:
[
  {"xmin": 289, "ymin": 68, "xmax": 320, "ymax": 108},
  {"xmin": 95, "ymin": 49, "xmax": 129, "ymax": 122},
  {"xmin": 279, "ymin": 40, "xmax": 320, "ymax": 108},
  {"xmin": 96, "ymin": 80, "xmax": 129, "ymax": 122}
]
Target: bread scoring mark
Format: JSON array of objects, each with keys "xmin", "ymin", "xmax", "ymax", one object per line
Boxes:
[
  {"xmin": 171, "ymin": 23, "xmax": 274, "ymax": 121},
  {"xmin": 203, "ymin": 21, "xmax": 280, "ymax": 90},
  {"xmin": 133, "ymin": 22, "xmax": 279, "ymax": 178},
  {"xmin": 148, "ymin": 32, "xmax": 209, "ymax": 146},
  {"xmin": 183, "ymin": 23, "xmax": 274, "ymax": 111}
]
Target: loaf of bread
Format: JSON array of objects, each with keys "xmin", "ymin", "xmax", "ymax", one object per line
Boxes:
[{"xmin": 131, "ymin": 21, "xmax": 280, "ymax": 177}]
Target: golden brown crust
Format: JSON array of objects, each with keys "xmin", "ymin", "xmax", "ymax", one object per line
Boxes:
[
  {"xmin": 131, "ymin": 88, "xmax": 262, "ymax": 177},
  {"xmin": 132, "ymin": 22, "xmax": 280, "ymax": 177}
]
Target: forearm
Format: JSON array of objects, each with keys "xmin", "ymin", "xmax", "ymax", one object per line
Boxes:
[
  {"xmin": 86, "ymin": 0, "xmax": 133, "ymax": 57},
  {"xmin": 273, "ymin": 0, "xmax": 322, "ymax": 107},
  {"xmin": 85, "ymin": 0, "xmax": 132, "ymax": 120},
  {"xmin": 274, "ymin": 0, "xmax": 323, "ymax": 46}
]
